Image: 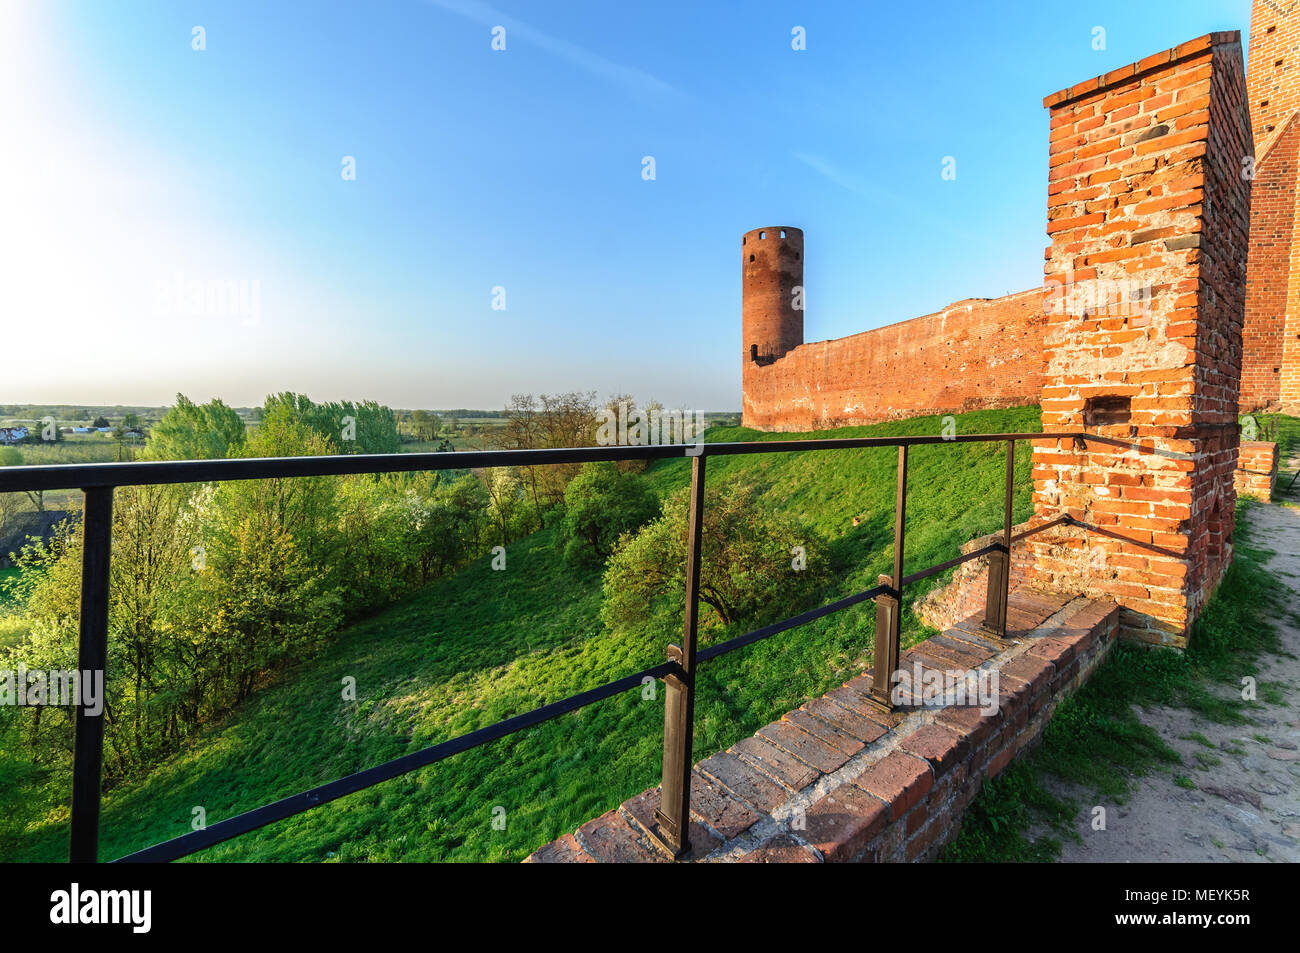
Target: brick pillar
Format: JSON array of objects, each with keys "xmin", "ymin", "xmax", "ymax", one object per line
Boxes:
[{"xmin": 1030, "ymin": 33, "xmax": 1253, "ymax": 648}]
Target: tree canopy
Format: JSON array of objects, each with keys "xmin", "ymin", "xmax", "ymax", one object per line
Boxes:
[{"xmin": 146, "ymin": 394, "xmax": 246, "ymax": 461}]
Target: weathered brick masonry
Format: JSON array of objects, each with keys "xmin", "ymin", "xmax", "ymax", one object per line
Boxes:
[
  {"xmin": 1234, "ymin": 439, "xmax": 1280, "ymax": 500},
  {"xmin": 1024, "ymin": 33, "xmax": 1253, "ymax": 648},
  {"xmin": 914, "ymin": 523, "xmax": 1035, "ymax": 633},
  {"xmin": 920, "ymin": 429, "xmax": 1272, "ymax": 627},
  {"xmin": 1243, "ymin": 0, "xmax": 1300, "ymax": 411},
  {"xmin": 742, "ymin": 282, "xmax": 1046, "ymax": 431}
]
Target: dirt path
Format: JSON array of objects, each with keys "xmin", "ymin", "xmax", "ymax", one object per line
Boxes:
[{"xmin": 1055, "ymin": 464, "xmax": 1300, "ymax": 863}]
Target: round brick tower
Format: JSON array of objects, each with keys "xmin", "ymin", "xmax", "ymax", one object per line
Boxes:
[{"xmin": 742, "ymin": 226, "xmax": 804, "ymax": 370}]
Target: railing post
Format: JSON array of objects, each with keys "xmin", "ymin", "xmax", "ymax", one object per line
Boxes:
[
  {"xmin": 983, "ymin": 440, "xmax": 1015, "ymax": 639},
  {"xmin": 70, "ymin": 485, "xmax": 113, "ymax": 863},
  {"xmin": 652, "ymin": 453, "xmax": 705, "ymax": 858},
  {"xmin": 870, "ymin": 444, "xmax": 907, "ymax": 710}
]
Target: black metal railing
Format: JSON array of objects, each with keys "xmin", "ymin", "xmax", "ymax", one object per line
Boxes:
[{"xmin": 0, "ymin": 430, "xmax": 1168, "ymax": 862}]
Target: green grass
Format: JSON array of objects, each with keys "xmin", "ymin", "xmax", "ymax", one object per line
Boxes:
[
  {"xmin": 0, "ymin": 405, "xmax": 1044, "ymax": 862},
  {"xmin": 1265, "ymin": 412, "xmax": 1300, "ymax": 460},
  {"xmin": 942, "ymin": 498, "xmax": 1289, "ymax": 862}
]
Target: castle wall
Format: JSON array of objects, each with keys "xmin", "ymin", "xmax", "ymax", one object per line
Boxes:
[
  {"xmin": 741, "ymin": 287, "xmax": 1046, "ymax": 432},
  {"xmin": 1243, "ymin": 0, "xmax": 1300, "ymax": 411},
  {"xmin": 1241, "ymin": 111, "xmax": 1298, "ymax": 409}
]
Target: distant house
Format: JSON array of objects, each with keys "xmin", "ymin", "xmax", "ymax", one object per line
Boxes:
[
  {"xmin": 124, "ymin": 430, "xmax": 145, "ymax": 439},
  {"xmin": 72, "ymin": 427, "xmax": 91, "ymax": 434},
  {"xmin": 96, "ymin": 427, "xmax": 110, "ymax": 433},
  {"xmin": 0, "ymin": 426, "xmax": 29, "ymax": 445}
]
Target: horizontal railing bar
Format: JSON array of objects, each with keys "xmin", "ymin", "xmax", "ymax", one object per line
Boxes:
[
  {"xmin": 114, "ymin": 659, "xmax": 677, "ymax": 863},
  {"xmin": 1062, "ymin": 515, "xmax": 1187, "ymax": 560},
  {"xmin": 697, "ymin": 582, "xmax": 888, "ymax": 664},
  {"xmin": 0, "ymin": 445, "xmax": 687, "ymax": 494},
  {"xmin": 0, "ymin": 431, "xmax": 1179, "ymax": 494},
  {"xmin": 700, "ymin": 432, "xmax": 1060, "ymax": 456},
  {"xmin": 1010, "ymin": 513, "xmax": 1186, "ymax": 559},
  {"xmin": 900, "ymin": 543, "xmax": 1001, "ymax": 587},
  {"xmin": 1012, "ymin": 515, "xmax": 1071, "ymax": 542}
]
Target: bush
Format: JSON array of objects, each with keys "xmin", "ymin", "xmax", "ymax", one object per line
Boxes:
[
  {"xmin": 600, "ymin": 478, "xmax": 830, "ymax": 638},
  {"xmin": 559, "ymin": 462, "xmax": 658, "ymax": 566}
]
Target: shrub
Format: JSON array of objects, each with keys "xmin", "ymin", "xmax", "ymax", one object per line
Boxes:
[
  {"xmin": 601, "ymin": 478, "xmax": 829, "ymax": 637},
  {"xmin": 559, "ymin": 462, "xmax": 658, "ymax": 566}
]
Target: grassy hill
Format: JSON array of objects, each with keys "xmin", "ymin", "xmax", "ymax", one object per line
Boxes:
[{"xmin": 2, "ymin": 406, "xmax": 1043, "ymax": 862}]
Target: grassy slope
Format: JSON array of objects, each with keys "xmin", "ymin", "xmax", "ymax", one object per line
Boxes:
[{"xmin": 3, "ymin": 406, "xmax": 1042, "ymax": 862}]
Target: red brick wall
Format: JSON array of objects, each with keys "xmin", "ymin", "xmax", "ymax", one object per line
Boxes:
[
  {"xmin": 1242, "ymin": 113, "xmax": 1297, "ymax": 409},
  {"xmin": 1234, "ymin": 439, "xmax": 1279, "ymax": 500},
  {"xmin": 742, "ymin": 226, "xmax": 804, "ymax": 369},
  {"xmin": 1027, "ymin": 33, "xmax": 1253, "ymax": 648},
  {"xmin": 1243, "ymin": 0, "xmax": 1300, "ymax": 412},
  {"xmin": 742, "ymin": 288, "xmax": 1046, "ymax": 431},
  {"xmin": 1246, "ymin": 0, "xmax": 1300, "ymax": 148}
]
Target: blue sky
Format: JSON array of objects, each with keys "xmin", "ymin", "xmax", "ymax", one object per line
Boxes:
[{"xmin": 3, "ymin": 0, "xmax": 1252, "ymax": 410}]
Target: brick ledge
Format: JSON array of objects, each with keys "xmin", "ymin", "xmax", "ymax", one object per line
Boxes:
[
  {"xmin": 526, "ymin": 587, "xmax": 1120, "ymax": 863},
  {"xmin": 1042, "ymin": 31, "xmax": 1240, "ymax": 109}
]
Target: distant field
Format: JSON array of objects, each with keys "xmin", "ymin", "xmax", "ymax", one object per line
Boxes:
[{"xmin": 6, "ymin": 438, "xmax": 126, "ymax": 466}]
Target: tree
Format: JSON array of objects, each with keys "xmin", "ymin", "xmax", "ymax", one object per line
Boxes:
[
  {"xmin": 559, "ymin": 462, "xmax": 658, "ymax": 565},
  {"xmin": 191, "ymin": 515, "xmax": 341, "ymax": 704},
  {"xmin": 146, "ymin": 395, "xmax": 246, "ymax": 461},
  {"xmin": 261, "ymin": 392, "xmax": 400, "ymax": 455},
  {"xmin": 112, "ymin": 422, "xmax": 131, "ymax": 461},
  {"xmin": 478, "ymin": 467, "xmax": 533, "ymax": 547},
  {"xmin": 6, "ymin": 488, "xmax": 200, "ymax": 775},
  {"xmin": 411, "ymin": 409, "xmax": 441, "ymax": 442},
  {"xmin": 92, "ymin": 416, "xmax": 110, "ymax": 429},
  {"xmin": 601, "ymin": 479, "xmax": 830, "ymax": 637},
  {"xmin": 500, "ymin": 391, "xmax": 598, "ymax": 524},
  {"xmin": 410, "ymin": 474, "xmax": 489, "ymax": 579},
  {"xmin": 604, "ymin": 393, "xmax": 636, "ymax": 429}
]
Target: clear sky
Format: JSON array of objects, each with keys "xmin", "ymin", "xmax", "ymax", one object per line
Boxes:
[{"xmin": 2, "ymin": 0, "xmax": 1252, "ymax": 411}]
